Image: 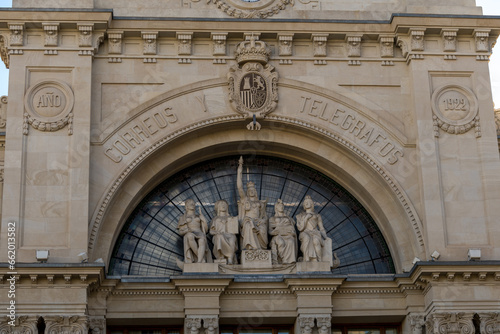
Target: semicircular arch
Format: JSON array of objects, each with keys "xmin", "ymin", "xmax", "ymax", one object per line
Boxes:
[{"xmin": 90, "ymin": 119, "xmax": 424, "ymax": 273}]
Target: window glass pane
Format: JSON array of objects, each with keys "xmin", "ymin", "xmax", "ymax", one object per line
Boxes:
[
  {"xmin": 348, "ymin": 330, "xmax": 381, "ymax": 334},
  {"xmin": 385, "ymin": 329, "xmax": 398, "ymax": 334},
  {"xmin": 109, "ymin": 155, "xmax": 395, "ymax": 276},
  {"xmin": 239, "ymin": 330, "xmax": 273, "ymax": 334},
  {"xmin": 332, "ymin": 330, "xmax": 342, "ymax": 334},
  {"xmin": 110, "ymin": 331, "xmax": 123, "ymax": 334},
  {"xmin": 277, "ymin": 330, "xmax": 290, "ymax": 334},
  {"xmin": 168, "ymin": 331, "xmax": 181, "ymax": 334}
]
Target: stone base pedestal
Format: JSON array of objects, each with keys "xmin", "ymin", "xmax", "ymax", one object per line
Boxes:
[
  {"xmin": 296, "ymin": 261, "xmax": 332, "ymax": 273},
  {"xmin": 183, "ymin": 263, "xmax": 219, "ymax": 273},
  {"xmin": 240, "ymin": 250, "xmax": 272, "ymax": 268}
]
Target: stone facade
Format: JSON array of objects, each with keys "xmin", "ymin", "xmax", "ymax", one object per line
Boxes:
[{"xmin": 0, "ymin": 0, "xmax": 500, "ymax": 333}]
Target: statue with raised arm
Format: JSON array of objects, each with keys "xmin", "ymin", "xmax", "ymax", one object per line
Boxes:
[
  {"xmin": 177, "ymin": 199, "xmax": 211, "ymax": 263},
  {"xmin": 210, "ymin": 199, "xmax": 238, "ymax": 264},
  {"xmin": 269, "ymin": 199, "xmax": 297, "ymax": 264},
  {"xmin": 237, "ymin": 156, "xmax": 268, "ymax": 250},
  {"xmin": 296, "ymin": 195, "xmax": 330, "ymax": 262}
]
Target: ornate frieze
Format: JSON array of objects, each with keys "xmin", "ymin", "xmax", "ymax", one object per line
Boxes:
[
  {"xmin": 312, "ymin": 34, "xmax": 328, "ymax": 57},
  {"xmin": 8, "ymin": 23, "xmax": 23, "ymax": 47},
  {"xmin": 142, "ymin": 31, "xmax": 158, "ymax": 55},
  {"xmin": 278, "ymin": 33, "xmax": 294, "ymax": 56},
  {"xmin": 346, "ymin": 35, "xmax": 362, "ymax": 57},
  {"xmin": 45, "ymin": 315, "xmax": 88, "ymax": 334},
  {"xmin": 23, "ymin": 80, "xmax": 75, "ymax": 135},
  {"xmin": 0, "ymin": 95, "xmax": 6, "ymax": 129},
  {"xmin": 177, "ymin": 32, "xmax": 193, "ymax": 56},
  {"xmin": 379, "ymin": 35, "xmax": 395, "ymax": 58},
  {"xmin": 426, "ymin": 313, "xmax": 474, "ymax": 334},
  {"xmin": 228, "ymin": 37, "xmax": 278, "ymax": 130},
  {"xmin": 108, "ymin": 31, "xmax": 123, "ymax": 54},
  {"xmin": 211, "ymin": 33, "xmax": 227, "ymax": 56},
  {"xmin": 442, "ymin": 29, "xmax": 458, "ymax": 52},
  {"xmin": 475, "ymin": 29, "xmax": 491, "ymax": 52},
  {"xmin": 42, "ymin": 22, "xmax": 59, "ymax": 47},
  {"xmin": 431, "ymin": 85, "xmax": 480, "ymax": 137},
  {"xmin": 78, "ymin": 23, "xmax": 93, "ymax": 47},
  {"xmin": 410, "ymin": 28, "xmax": 426, "ymax": 51}
]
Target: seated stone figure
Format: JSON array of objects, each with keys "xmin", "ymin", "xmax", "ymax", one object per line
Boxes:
[
  {"xmin": 177, "ymin": 198, "xmax": 211, "ymax": 263},
  {"xmin": 296, "ymin": 195, "xmax": 331, "ymax": 262},
  {"xmin": 269, "ymin": 199, "xmax": 297, "ymax": 264},
  {"xmin": 210, "ymin": 199, "xmax": 238, "ymax": 264},
  {"xmin": 237, "ymin": 156, "xmax": 268, "ymax": 251}
]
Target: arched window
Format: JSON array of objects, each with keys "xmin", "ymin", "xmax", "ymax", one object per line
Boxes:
[{"xmin": 109, "ymin": 155, "xmax": 394, "ymax": 276}]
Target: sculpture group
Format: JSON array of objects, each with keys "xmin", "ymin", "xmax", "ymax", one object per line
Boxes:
[{"xmin": 177, "ymin": 157, "xmax": 335, "ymax": 267}]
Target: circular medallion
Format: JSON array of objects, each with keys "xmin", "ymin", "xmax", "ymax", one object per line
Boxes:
[
  {"xmin": 23, "ymin": 80, "xmax": 75, "ymax": 133},
  {"xmin": 431, "ymin": 85, "xmax": 478, "ymax": 125}
]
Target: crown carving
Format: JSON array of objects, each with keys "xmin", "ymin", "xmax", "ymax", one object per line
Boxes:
[{"xmin": 235, "ymin": 37, "xmax": 271, "ymax": 65}]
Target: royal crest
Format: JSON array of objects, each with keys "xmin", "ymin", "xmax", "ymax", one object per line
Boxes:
[{"xmin": 228, "ymin": 37, "xmax": 278, "ymax": 130}]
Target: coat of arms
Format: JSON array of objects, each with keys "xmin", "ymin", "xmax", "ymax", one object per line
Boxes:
[{"xmin": 228, "ymin": 36, "xmax": 278, "ymax": 130}]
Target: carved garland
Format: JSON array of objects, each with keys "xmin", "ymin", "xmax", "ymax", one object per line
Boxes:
[
  {"xmin": 431, "ymin": 85, "xmax": 480, "ymax": 138},
  {"xmin": 207, "ymin": 0, "xmax": 293, "ymax": 18},
  {"xmin": 89, "ymin": 114, "xmax": 424, "ymax": 255},
  {"xmin": 23, "ymin": 80, "xmax": 75, "ymax": 135}
]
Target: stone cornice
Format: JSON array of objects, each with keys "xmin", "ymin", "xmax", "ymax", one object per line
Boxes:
[{"xmin": 0, "ymin": 264, "xmax": 105, "ymax": 286}]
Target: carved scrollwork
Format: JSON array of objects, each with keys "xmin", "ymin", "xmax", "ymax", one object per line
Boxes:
[
  {"xmin": 431, "ymin": 85, "xmax": 480, "ymax": 138},
  {"xmin": 202, "ymin": 316, "xmax": 219, "ymax": 334},
  {"xmin": 244, "ymin": 249, "xmax": 270, "ymax": 261},
  {"xmin": 298, "ymin": 317, "xmax": 315, "ymax": 334},
  {"xmin": 45, "ymin": 315, "xmax": 88, "ymax": 334},
  {"xmin": 479, "ymin": 313, "xmax": 500, "ymax": 334},
  {"xmin": 185, "ymin": 317, "xmax": 202, "ymax": 334},
  {"xmin": 495, "ymin": 109, "xmax": 500, "ymax": 137},
  {"xmin": 410, "ymin": 314, "xmax": 426, "ymax": 334},
  {"xmin": 0, "ymin": 316, "xmax": 38, "ymax": 334},
  {"xmin": 427, "ymin": 312, "xmax": 474, "ymax": 334},
  {"xmin": 23, "ymin": 80, "xmax": 75, "ymax": 135},
  {"xmin": 207, "ymin": 0, "xmax": 292, "ymax": 18}
]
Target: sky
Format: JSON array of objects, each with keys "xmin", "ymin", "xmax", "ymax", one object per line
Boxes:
[{"xmin": 0, "ymin": 0, "xmax": 499, "ymax": 107}]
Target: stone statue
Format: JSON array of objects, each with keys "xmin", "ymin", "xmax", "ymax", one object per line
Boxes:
[
  {"xmin": 296, "ymin": 195, "xmax": 330, "ymax": 262},
  {"xmin": 269, "ymin": 199, "xmax": 297, "ymax": 264},
  {"xmin": 177, "ymin": 199, "xmax": 211, "ymax": 263},
  {"xmin": 237, "ymin": 156, "xmax": 268, "ymax": 250},
  {"xmin": 210, "ymin": 199, "xmax": 238, "ymax": 264}
]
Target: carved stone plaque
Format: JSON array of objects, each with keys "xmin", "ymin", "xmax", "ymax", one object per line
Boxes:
[
  {"xmin": 431, "ymin": 85, "xmax": 480, "ymax": 137},
  {"xmin": 23, "ymin": 80, "xmax": 75, "ymax": 135}
]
